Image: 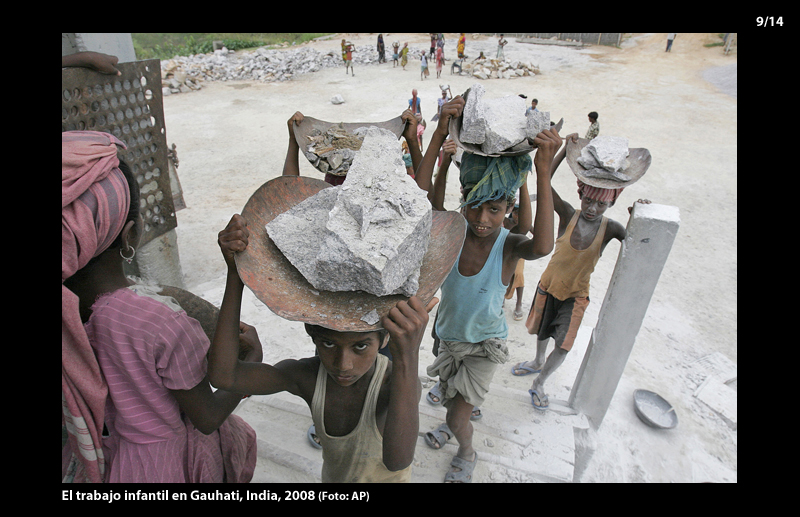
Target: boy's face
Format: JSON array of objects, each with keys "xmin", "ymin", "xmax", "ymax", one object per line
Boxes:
[
  {"xmin": 311, "ymin": 328, "xmax": 385, "ymax": 387},
  {"xmin": 580, "ymin": 195, "xmax": 612, "ymax": 221},
  {"xmin": 462, "ymin": 199, "xmax": 512, "ymax": 238}
]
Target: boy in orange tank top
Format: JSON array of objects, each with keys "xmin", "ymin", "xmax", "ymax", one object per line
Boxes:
[{"xmin": 511, "ymin": 134, "xmax": 649, "ymax": 410}]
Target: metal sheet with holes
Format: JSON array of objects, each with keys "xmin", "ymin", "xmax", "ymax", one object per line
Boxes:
[{"xmin": 62, "ymin": 59, "xmax": 176, "ymax": 245}]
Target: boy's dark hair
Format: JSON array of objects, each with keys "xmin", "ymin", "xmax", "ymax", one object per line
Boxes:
[
  {"xmin": 588, "ymin": 111, "xmax": 599, "ymax": 120},
  {"xmin": 304, "ymin": 323, "xmax": 389, "ymax": 345}
]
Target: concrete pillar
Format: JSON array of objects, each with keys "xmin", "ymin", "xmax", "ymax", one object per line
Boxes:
[
  {"xmin": 125, "ymin": 230, "xmax": 186, "ymax": 289},
  {"xmin": 568, "ymin": 202, "xmax": 680, "ymax": 428},
  {"xmin": 62, "ymin": 33, "xmax": 137, "ymax": 63}
]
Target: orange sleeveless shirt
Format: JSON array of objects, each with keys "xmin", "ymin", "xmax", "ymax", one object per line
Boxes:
[{"xmin": 539, "ymin": 211, "xmax": 607, "ymax": 301}]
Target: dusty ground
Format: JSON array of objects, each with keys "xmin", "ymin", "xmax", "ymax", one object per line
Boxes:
[{"xmin": 162, "ymin": 33, "xmax": 736, "ymax": 482}]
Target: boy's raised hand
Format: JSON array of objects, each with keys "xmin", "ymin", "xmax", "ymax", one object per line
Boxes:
[
  {"xmin": 442, "ymin": 138, "xmax": 457, "ymax": 158},
  {"xmin": 533, "ymin": 128, "xmax": 562, "ymax": 175},
  {"xmin": 401, "ymin": 109, "xmax": 419, "ymax": 141},
  {"xmin": 218, "ymin": 214, "xmax": 250, "ymax": 270},
  {"xmin": 434, "ymin": 96, "xmax": 464, "ymax": 137},
  {"xmin": 382, "ymin": 296, "xmax": 438, "ymax": 360},
  {"xmin": 287, "ymin": 111, "xmax": 304, "ymax": 134}
]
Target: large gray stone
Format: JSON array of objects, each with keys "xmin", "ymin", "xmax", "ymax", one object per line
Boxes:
[
  {"xmin": 481, "ymin": 95, "xmax": 527, "ymax": 155},
  {"xmin": 461, "ymin": 83, "xmax": 487, "ymax": 144},
  {"xmin": 577, "ymin": 135, "xmax": 630, "ymax": 172},
  {"xmin": 265, "ymin": 128, "xmax": 431, "ymax": 297},
  {"xmin": 525, "ymin": 110, "xmax": 551, "ymax": 140}
]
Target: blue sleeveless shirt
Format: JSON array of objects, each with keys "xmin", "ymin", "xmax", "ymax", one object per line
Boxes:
[{"xmin": 435, "ymin": 227, "xmax": 510, "ymax": 343}]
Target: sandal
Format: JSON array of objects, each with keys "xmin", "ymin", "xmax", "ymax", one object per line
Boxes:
[
  {"xmin": 445, "ymin": 452, "xmax": 477, "ymax": 483},
  {"xmin": 307, "ymin": 424, "xmax": 322, "ymax": 449},
  {"xmin": 511, "ymin": 362, "xmax": 541, "ymax": 376},
  {"xmin": 424, "ymin": 423, "xmax": 452, "ymax": 449},
  {"xmin": 471, "ymin": 407, "xmax": 483, "ymax": 421},
  {"xmin": 529, "ymin": 389, "xmax": 549, "ymax": 411},
  {"xmin": 426, "ymin": 381, "xmax": 443, "ymax": 405}
]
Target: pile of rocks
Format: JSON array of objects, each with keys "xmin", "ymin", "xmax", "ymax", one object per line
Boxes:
[
  {"xmin": 460, "ymin": 58, "xmax": 539, "ymax": 80},
  {"xmin": 302, "ymin": 124, "xmax": 366, "ymax": 176},
  {"xmin": 160, "ymin": 43, "xmax": 427, "ymax": 95}
]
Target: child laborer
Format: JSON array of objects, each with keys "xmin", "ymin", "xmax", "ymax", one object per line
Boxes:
[
  {"xmin": 585, "ymin": 112, "xmax": 600, "ymax": 139},
  {"xmin": 511, "ymin": 134, "xmax": 650, "ymax": 410},
  {"xmin": 210, "ymin": 214, "xmax": 437, "ymax": 482},
  {"xmin": 392, "ymin": 41, "xmax": 400, "ymax": 67},
  {"xmin": 62, "ymin": 131, "xmax": 258, "ymax": 483},
  {"xmin": 343, "ymin": 40, "xmax": 355, "ymax": 76},
  {"xmin": 413, "ymin": 96, "xmax": 562, "ymax": 482},
  {"xmin": 400, "ymin": 42, "xmax": 410, "ymax": 70}
]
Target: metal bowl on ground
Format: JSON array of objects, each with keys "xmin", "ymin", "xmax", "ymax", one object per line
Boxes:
[
  {"xmin": 633, "ymin": 389, "xmax": 678, "ymax": 429},
  {"xmin": 292, "ymin": 116, "xmax": 407, "ymax": 176},
  {"xmin": 235, "ymin": 176, "xmax": 466, "ymax": 332}
]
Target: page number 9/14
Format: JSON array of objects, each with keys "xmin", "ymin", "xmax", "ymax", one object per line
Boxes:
[{"xmin": 757, "ymin": 16, "xmax": 784, "ymax": 26}]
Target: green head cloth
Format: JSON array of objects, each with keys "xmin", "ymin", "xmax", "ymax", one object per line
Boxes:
[{"xmin": 458, "ymin": 152, "xmax": 532, "ymax": 208}]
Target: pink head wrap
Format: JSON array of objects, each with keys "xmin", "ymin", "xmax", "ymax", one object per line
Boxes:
[
  {"xmin": 61, "ymin": 131, "xmax": 129, "ymax": 482},
  {"xmin": 577, "ymin": 179, "xmax": 623, "ymax": 204}
]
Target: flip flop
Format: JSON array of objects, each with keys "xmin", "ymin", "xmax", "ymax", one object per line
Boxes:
[
  {"xmin": 470, "ymin": 407, "xmax": 483, "ymax": 421},
  {"xmin": 426, "ymin": 381, "xmax": 443, "ymax": 405},
  {"xmin": 513, "ymin": 309, "xmax": 525, "ymax": 320},
  {"xmin": 511, "ymin": 362, "xmax": 542, "ymax": 376},
  {"xmin": 424, "ymin": 423, "xmax": 452, "ymax": 449},
  {"xmin": 445, "ymin": 452, "xmax": 477, "ymax": 483},
  {"xmin": 529, "ymin": 389, "xmax": 549, "ymax": 411},
  {"xmin": 307, "ymin": 424, "xmax": 322, "ymax": 449}
]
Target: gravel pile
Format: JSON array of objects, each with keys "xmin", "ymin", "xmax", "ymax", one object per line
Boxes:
[{"xmin": 161, "ymin": 43, "xmax": 427, "ymax": 93}]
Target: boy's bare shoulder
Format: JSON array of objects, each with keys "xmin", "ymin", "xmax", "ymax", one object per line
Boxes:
[
  {"xmin": 276, "ymin": 355, "xmax": 319, "ymax": 375},
  {"xmin": 274, "ymin": 355, "xmax": 320, "ymax": 400}
]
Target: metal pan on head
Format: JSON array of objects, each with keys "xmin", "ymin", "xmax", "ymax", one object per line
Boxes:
[
  {"xmin": 292, "ymin": 116, "xmax": 407, "ymax": 175},
  {"xmin": 235, "ymin": 176, "xmax": 466, "ymax": 332}
]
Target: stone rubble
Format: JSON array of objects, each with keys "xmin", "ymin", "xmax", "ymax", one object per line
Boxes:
[
  {"xmin": 159, "ymin": 40, "xmax": 539, "ymax": 95},
  {"xmin": 266, "ymin": 127, "xmax": 431, "ymax": 298},
  {"xmin": 160, "ymin": 43, "xmax": 428, "ymax": 95},
  {"xmin": 303, "ymin": 124, "xmax": 366, "ymax": 176},
  {"xmin": 462, "ymin": 83, "xmax": 550, "ymax": 155},
  {"xmin": 461, "ymin": 57, "xmax": 539, "ymax": 80},
  {"xmin": 577, "ymin": 135, "xmax": 632, "ymax": 182}
]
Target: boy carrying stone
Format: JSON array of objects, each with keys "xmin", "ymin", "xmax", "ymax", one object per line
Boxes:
[
  {"xmin": 511, "ymin": 134, "xmax": 651, "ymax": 411},
  {"xmin": 209, "ymin": 123, "xmax": 463, "ymax": 482},
  {"xmin": 413, "ymin": 95, "xmax": 562, "ymax": 482}
]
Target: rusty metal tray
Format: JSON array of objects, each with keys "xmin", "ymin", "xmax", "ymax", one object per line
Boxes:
[
  {"xmin": 293, "ymin": 116, "xmax": 407, "ymax": 176},
  {"xmin": 566, "ymin": 138, "xmax": 651, "ymax": 189}
]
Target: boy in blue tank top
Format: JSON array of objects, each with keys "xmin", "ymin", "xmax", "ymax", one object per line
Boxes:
[{"xmin": 414, "ymin": 96, "xmax": 562, "ymax": 482}]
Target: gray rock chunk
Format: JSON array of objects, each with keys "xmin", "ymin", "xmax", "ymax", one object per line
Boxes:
[
  {"xmin": 265, "ymin": 128, "xmax": 431, "ymax": 297},
  {"xmin": 525, "ymin": 110, "xmax": 551, "ymax": 140},
  {"xmin": 481, "ymin": 95, "xmax": 527, "ymax": 155},
  {"xmin": 577, "ymin": 135, "xmax": 630, "ymax": 172},
  {"xmin": 460, "ymin": 83, "xmax": 487, "ymax": 144}
]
